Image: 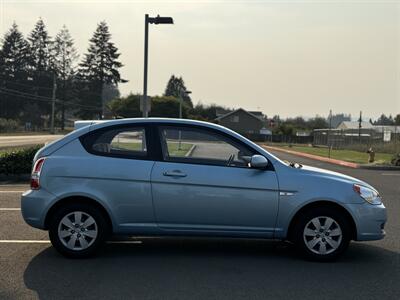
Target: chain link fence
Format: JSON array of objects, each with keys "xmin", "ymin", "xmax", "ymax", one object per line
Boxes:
[{"xmin": 313, "ymin": 127, "xmax": 400, "ymax": 154}]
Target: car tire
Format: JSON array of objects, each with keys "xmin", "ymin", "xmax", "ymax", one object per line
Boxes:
[
  {"xmin": 48, "ymin": 203, "xmax": 109, "ymax": 258},
  {"xmin": 293, "ymin": 207, "xmax": 351, "ymax": 262}
]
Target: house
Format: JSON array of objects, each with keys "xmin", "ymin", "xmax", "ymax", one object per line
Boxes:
[
  {"xmin": 215, "ymin": 108, "xmax": 266, "ymax": 135},
  {"xmin": 337, "ymin": 121, "xmax": 399, "ymax": 135}
]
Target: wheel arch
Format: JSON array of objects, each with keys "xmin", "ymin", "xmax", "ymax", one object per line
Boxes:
[
  {"xmin": 286, "ymin": 200, "xmax": 357, "ymax": 242},
  {"xmin": 44, "ymin": 195, "xmax": 113, "ymax": 232}
]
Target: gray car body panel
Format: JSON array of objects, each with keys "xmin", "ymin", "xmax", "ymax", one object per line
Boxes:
[{"xmin": 21, "ymin": 118, "xmax": 386, "ymax": 241}]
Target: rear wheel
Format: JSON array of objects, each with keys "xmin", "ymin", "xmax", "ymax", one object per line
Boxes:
[
  {"xmin": 293, "ymin": 207, "xmax": 351, "ymax": 261},
  {"xmin": 48, "ymin": 203, "xmax": 108, "ymax": 258}
]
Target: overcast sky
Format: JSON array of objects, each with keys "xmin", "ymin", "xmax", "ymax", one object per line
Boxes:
[{"xmin": 1, "ymin": 0, "xmax": 399, "ymax": 119}]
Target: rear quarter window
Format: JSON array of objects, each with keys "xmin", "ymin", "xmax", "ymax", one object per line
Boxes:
[{"xmin": 80, "ymin": 126, "xmax": 148, "ymax": 159}]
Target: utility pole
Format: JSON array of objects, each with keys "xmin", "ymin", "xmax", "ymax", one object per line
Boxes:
[
  {"xmin": 50, "ymin": 74, "xmax": 57, "ymax": 134},
  {"xmin": 358, "ymin": 111, "xmax": 362, "ymax": 143},
  {"xmin": 101, "ymin": 82, "xmax": 105, "ymax": 120},
  {"xmin": 328, "ymin": 109, "xmax": 332, "ymax": 158}
]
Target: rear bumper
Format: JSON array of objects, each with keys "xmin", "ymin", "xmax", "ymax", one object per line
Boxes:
[
  {"xmin": 21, "ymin": 189, "xmax": 56, "ymax": 229},
  {"xmin": 346, "ymin": 202, "xmax": 387, "ymax": 241}
]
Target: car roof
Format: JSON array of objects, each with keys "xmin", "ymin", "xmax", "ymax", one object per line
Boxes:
[{"xmin": 88, "ymin": 118, "xmax": 228, "ymax": 132}]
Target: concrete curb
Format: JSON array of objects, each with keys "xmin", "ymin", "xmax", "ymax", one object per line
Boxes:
[
  {"xmin": 263, "ymin": 145, "xmax": 400, "ymax": 170},
  {"xmin": 358, "ymin": 164, "xmax": 400, "ymax": 170}
]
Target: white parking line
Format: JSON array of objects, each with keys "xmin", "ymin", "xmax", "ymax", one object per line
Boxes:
[
  {"xmin": 0, "ymin": 208, "xmax": 21, "ymax": 211},
  {"xmin": 381, "ymin": 173, "xmax": 400, "ymax": 176},
  {"xmin": 0, "ymin": 240, "xmax": 50, "ymax": 243},
  {"xmin": 0, "ymin": 240, "xmax": 143, "ymax": 244}
]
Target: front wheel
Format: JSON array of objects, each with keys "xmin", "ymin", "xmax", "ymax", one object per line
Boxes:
[
  {"xmin": 293, "ymin": 207, "xmax": 351, "ymax": 261},
  {"xmin": 48, "ymin": 203, "xmax": 108, "ymax": 258}
]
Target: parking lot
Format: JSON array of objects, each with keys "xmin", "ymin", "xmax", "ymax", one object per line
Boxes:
[{"xmin": 0, "ymin": 150, "xmax": 399, "ymax": 300}]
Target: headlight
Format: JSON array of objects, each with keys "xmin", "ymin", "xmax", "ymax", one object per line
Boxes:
[{"xmin": 353, "ymin": 184, "xmax": 382, "ymax": 205}]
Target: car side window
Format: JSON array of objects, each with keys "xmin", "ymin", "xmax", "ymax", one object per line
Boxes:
[
  {"xmin": 81, "ymin": 126, "xmax": 147, "ymax": 158},
  {"xmin": 159, "ymin": 126, "xmax": 254, "ymax": 167}
]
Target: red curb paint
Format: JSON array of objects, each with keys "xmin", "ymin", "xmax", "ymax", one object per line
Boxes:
[{"xmin": 263, "ymin": 146, "xmax": 359, "ymax": 169}]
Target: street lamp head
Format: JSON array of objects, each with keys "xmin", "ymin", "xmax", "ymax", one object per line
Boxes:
[
  {"xmin": 150, "ymin": 15, "xmax": 174, "ymax": 25},
  {"xmin": 185, "ymin": 90, "xmax": 192, "ymax": 95}
]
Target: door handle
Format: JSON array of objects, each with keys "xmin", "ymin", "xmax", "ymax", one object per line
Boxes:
[{"xmin": 163, "ymin": 170, "xmax": 187, "ymax": 177}]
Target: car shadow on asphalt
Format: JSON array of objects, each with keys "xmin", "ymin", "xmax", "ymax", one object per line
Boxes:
[{"xmin": 23, "ymin": 238, "xmax": 400, "ymax": 300}]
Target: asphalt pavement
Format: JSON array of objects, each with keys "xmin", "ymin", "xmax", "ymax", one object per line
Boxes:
[{"xmin": 0, "ymin": 150, "xmax": 399, "ymax": 299}]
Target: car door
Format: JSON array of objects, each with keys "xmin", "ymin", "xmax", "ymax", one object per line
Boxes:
[
  {"xmin": 77, "ymin": 124, "xmax": 156, "ymax": 232},
  {"xmin": 150, "ymin": 125, "xmax": 279, "ymax": 237}
]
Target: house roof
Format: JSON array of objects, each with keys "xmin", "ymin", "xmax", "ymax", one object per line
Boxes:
[
  {"xmin": 215, "ymin": 108, "xmax": 264, "ymax": 122},
  {"xmin": 337, "ymin": 121, "xmax": 374, "ymax": 129},
  {"xmin": 335, "ymin": 121, "xmax": 400, "ymax": 133}
]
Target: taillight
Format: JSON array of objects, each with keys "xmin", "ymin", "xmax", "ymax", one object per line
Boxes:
[{"xmin": 31, "ymin": 157, "xmax": 46, "ymax": 190}]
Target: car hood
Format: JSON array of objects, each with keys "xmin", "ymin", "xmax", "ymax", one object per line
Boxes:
[{"xmin": 298, "ymin": 165, "xmax": 374, "ymax": 189}]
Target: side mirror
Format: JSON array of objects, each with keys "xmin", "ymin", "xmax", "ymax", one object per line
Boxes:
[{"xmin": 250, "ymin": 155, "xmax": 269, "ymax": 169}]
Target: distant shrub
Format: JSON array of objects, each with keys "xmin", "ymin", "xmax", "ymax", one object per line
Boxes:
[
  {"xmin": 0, "ymin": 145, "xmax": 43, "ymax": 175},
  {"xmin": 0, "ymin": 118, "xmax": 19, "ymax": 132}
]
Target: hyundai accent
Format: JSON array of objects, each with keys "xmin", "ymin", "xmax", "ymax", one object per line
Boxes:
[{"xmin": 21, "ymin": 118, "xmax": 387, "ymax": 261}]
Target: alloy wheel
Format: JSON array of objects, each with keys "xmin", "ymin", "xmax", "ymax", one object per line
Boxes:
[
  {"xmin": 57, "ymin": 211, "xmax": 98, "ymax": 251},
  {"xmin": 303, "ymin": 216, "xmax": 342, "ymax": 255}
]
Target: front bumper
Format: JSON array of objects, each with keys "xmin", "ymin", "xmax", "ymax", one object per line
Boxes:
[
  {"xmin": 21, "ymin": 188, "xmax": 56, "ymax": 229},
  {"xmin": 346, "ymin": 202, "xmax": 387, "ymax": 241}
]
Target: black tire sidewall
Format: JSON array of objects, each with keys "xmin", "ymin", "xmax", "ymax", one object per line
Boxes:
[
  {"xmin": 48, "ymin": 203, "xmax": 108, "ymax": 258},
  {"xmin": 294, "ymin": 207, "xmax": 351, "ymax": 262}
]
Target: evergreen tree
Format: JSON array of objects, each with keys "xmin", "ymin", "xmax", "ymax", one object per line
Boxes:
[
  {"xmin": 395, "ymin": 114, "xmax": 400, "ymax": 126},
  {"xmin": 78, "ymin": 21, "xmax": 126, "ymax": 119},
  {"xmin": 374, "ymin": 114, "xmax": 395, "ymax": 126},
  {"xmin": 28, "ymin": 18, "xmax": 53, "ymax": 74},
  {"xmin": 53, "ymin": 25, "xmax": 78, "ymax": 129},
  {"xmin": 28, "ymin": 18, "xmax": 54, "ymax": 122},
  {"xmin": 164, "ymin": 75, "xmax": 193, "ymax": 108},
  {"xmin": 0, "ymin": 23, "xmax": 31, "ymax": 119}
]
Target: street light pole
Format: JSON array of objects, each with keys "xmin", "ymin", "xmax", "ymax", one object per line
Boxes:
[
  {"xmin": 142, "ymin": 14, "xmax": 173, "ymax": 118},
  {"xmin": 143, "ymin": 14, "xmax": 149, "ymax": 118}
]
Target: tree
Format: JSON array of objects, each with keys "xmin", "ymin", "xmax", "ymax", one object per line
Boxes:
[
  {"xmin": 29, "ymin": 19, "xmax": 53, "ymax": 74},
  {"xmin": 53, "ymin": 25, "xmax": 78, "ymax": 129},
  {"xmin": 107, "ymin": 93, "xmax": 141, "ymax": 118},
  {"xmin": 273, "ymin": 123, "xmax": 295, "ymax": 136},
  {"xmin": 0, "ymin": 22, "xmax": 31, "ymax": 119},
  {"xmin": 190, "ymin": 103, "xmax": 230, "ymax": 121},
  {"xmin": 374, "ymin": 114, "xmax": 394, "ymax": 126},
  {"xmin": 78, "ymin": 21, "xmax": 126, "ymax": 119},
  {"xmin": 107, "ymin": 94, "xmax": 188, "ymax": 119},
  {"xmin": 307, "ymin": 116, "xmax": 328, "ymax": 130},
  {"xmin": 395, "ymin": 114, "xmax": 400, "ymax": 125},
  {"xmin": 164, "ymin": 75, "xmax": 193, "ymax": 108},
  {"xmin": 150, "ymin": 96, "xmax": 188, "ymax": 118},
  {"xmin": 28, "ymin": 18, "xmax": 54, "ymax": 123},
  {"xmin": 286, "ymin": 116, "xmax": 307, "ymax": 130}
]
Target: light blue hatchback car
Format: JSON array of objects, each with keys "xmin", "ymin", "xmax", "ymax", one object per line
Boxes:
[{"xmin": 21, "ymin": 118, "xmax": 386, "ymax": 261}]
